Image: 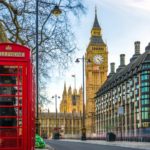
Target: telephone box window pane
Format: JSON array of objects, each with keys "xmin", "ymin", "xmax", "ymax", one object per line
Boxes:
[
  {"xmin": 0, "ymin": 117, "xmax": 22, "ymax": 127},
  {"xmin": 0, "ymin": 118, "xmax": 17, "ymax": 126},
  {"xmin": 0, "ymin": 86, "xmax": 17, "ymax": 95},
  {"xmin": 0, "ymin": 65, "xmax": 18, "ymax": 74},
  {"xmin": 0, "ymin": 65, "xmax": 23, "ymax": 149},
  {"xmin": 0, "ymin": 96, "xmax": 16, "ymax": 103}
]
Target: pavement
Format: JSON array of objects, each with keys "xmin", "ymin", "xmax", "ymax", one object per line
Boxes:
[{"xmin": 35, "ymin": 139, "xmax": 150, "ymax": 150}]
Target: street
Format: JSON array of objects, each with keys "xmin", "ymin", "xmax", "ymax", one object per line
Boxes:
[{"xmin": 45, "ymin": 140, "xmax": 147, "ymax": 150}]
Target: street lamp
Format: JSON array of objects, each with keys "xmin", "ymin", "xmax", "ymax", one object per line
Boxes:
[
  {"xmin": 75, "ymin": 55, "xmax": 86, "ymax": 140},
  {"xmin": 36, "ymin": 1, "xmax": 62, "ymax": 134},
  {"xmin": 52, "ymin": 95, "xmax": 60, "ymax": 128}
]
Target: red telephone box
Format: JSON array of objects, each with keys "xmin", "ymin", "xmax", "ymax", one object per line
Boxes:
[{"xmin": 0, "ymin": 43, "xmax": 35, "ymax": 150}]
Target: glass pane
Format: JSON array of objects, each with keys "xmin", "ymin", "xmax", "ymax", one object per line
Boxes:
[
  {"xmin": 0, "ymin": 108, "xmax": 17, "ymax": 126},
  {"xmin": 0, "ymin": 65, "xmax": 20, "ymax": 74},
  {"xmin": 0, "ymin": 65, "xmax": 23, "ymax": 149}
]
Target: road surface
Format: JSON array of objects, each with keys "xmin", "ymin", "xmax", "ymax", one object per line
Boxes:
[{"xmin": 45, "ymin": 140, "xmax": 146, "ymax": 150}]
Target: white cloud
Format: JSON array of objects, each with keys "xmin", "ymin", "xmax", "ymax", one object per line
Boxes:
[
  {"xmin": 96, "ymin": 0, "xmax": 150, "ymax": 14},
  {"xmin": 126, "ymin": 0, "xmax": 150, "ymax": 12}
]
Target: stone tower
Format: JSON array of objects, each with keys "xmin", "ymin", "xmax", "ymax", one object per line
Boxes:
[{"xmin": 85, "ymin": 9, "xmax": 108, "ymax": 135}]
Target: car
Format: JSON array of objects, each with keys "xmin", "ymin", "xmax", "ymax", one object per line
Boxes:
[{"xmin": 35, "ymin": 134, "xmax": 46, "ymax": 148}]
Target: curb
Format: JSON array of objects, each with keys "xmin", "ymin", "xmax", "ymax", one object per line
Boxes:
[
  {"xmin": 46, "ymin": 144, "xmax": 55, "ymax": 150},
  {"xmin": 35, "ymin": 144, "xmax": 55, "ymax": 150}
]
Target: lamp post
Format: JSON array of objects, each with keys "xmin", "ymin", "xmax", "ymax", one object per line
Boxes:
[
  {"xmin": 35, "ymin": 0, "xmax": 62, "ymax": 134},
  {"xmin": 75, "ymin": 55, "xmax": 86, "ymax": 140},
  {"xmin": 52, "ymin": 95, "xmax": 60, "ymax": 128},
  {"xmin": 36, "ymin": 0, "xmax": 39, "ymax": 134}
]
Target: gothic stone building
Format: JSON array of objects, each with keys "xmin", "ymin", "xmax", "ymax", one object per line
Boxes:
[
  {"xmin": 39, "ymin": 112, "xmax": 82, "ymax": 139},
  {"xmin": 60, "ymin": 83, "xmax": 83, "ymax": 113},
  {"xmin": 39, "ymin": 83, "xmax": 83, "ymax": 139}
]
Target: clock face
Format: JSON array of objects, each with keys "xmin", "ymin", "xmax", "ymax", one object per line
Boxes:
[{"xmin": 93, "ymin": 55, "xmax": 104, "ymax": 64}]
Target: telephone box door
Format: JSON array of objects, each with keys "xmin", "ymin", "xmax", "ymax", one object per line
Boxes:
[{"xmin": 0, "ymin": 62, "xmax": 28, "ymax": 150}]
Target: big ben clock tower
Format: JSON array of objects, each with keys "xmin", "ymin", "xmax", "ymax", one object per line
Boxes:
[{"xmin": 85, "ymin": 9, "xmax": 108, "ymax": 135}]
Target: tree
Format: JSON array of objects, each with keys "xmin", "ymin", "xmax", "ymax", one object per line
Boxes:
[
  {"xmin": 0, "ymin": 21, "xmax": 9, "ymax": 42},
  {"xmin": 0, "ymin": 0, "xmax": 85, "ymax": 105}
]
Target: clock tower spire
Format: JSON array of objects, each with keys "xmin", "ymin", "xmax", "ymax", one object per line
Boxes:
[
  {"xmin": 90, "ymin": 7, "xmax": 105, "ymax": 45},
  {"xmin": 91, "ymin": 7, "xmax": 101, "ymax": 36},
  {"xmin": 85, "ymin": 8, "xmax": 108, "ymax": 135}
]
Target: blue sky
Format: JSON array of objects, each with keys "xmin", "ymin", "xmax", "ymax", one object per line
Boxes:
[{"xmin": 45, "ymin": 0, "xmax": 150, "ymax": 112}]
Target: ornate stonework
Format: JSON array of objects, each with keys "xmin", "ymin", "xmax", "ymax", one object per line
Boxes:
[
  {"xmin": 60, "ymin": 83, "xmax": 83, "ymax": 113},
  {"xmin": 85, "ymin": 10, "xmax": 108, "ymax": 135}
]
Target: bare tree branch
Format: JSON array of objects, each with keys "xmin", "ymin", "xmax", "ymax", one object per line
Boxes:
[{"xmin": 0, "ymin": 0, "xmax": 85, "ymax": 104}]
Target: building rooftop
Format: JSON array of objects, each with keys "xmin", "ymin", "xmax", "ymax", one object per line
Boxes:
[
  {"xmin": 96, "ymin": 44, "xmax": 150, "ymax": 96},
  {"xmin": 90, "ymin": 36, "xmax": 105, "ymax": 44},
  {"xmin": 93, "ymin": 8, "xmax": 101, "ymax": 29}
]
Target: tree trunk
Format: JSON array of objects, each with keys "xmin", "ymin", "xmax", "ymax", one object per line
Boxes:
[{"xmin": 0, "ymin": 22, "xmax": 9, "ymax": 43}]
